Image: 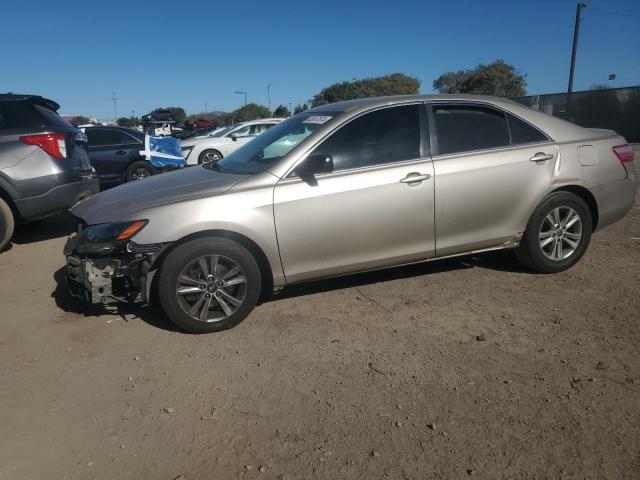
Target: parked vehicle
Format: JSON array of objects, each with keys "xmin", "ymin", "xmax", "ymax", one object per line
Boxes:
[
  {"xmin": 180, "ymin": 118, "xmax": 283, "ymax": 165},
  {"xmin": 181, "ymin": 126, "xmax": 219, "ymax": 140},
  {"xmin": 64, "ymin": 95, "xmax": 636, "ymax": 333},
  {"xmin": 0, "ymin": 94, "xmax": 99, "ymax": 251},
  {"xmin": 84, "ymin": 126, "xmax": 182, "ymax": 186}
]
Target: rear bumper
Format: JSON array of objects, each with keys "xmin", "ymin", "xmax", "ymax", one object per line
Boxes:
[
  {"xmin": 14, "ymin": 176, "xmax": 100, "ymax": 220},
  {"xmin": 592, "ymin": 175, "xmax": 637, "ymax": 231}
]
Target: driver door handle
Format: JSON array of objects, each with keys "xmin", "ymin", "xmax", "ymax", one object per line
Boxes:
[{"xmin": 400, "ymin": 172, "xmax": 431, "ymax": 183}]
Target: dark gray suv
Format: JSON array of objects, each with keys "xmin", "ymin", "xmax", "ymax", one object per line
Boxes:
[{"xmin": 0, "ymin": 94, "xmax": 99, "ymax": 250}]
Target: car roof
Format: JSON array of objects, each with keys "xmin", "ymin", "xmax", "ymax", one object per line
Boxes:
[
  {"xmin": 308, "ymin": 94, "xmax": 527, "ymax": 113},
  {"xmin": 0, "ymin": 93, "xmax": 60, "ymax": 111},
  {"xmin": 236, "ymin": 118, "xmax": 284, "ymax": 126},
  {"xmin": 309, "ymin": 94, "xmax": 591, "ymax": 143},
  {"xmin": 84, "ymin": 125, "xmax": 143, "ymax": 135}
]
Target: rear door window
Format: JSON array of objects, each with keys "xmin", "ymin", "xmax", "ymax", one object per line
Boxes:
[
  {"xmin": 312, "ymin": 104, "xmax": 421, "ymax": 171},
  {"xmin": 433, "ymin": 105, "xmax": 510, "ymax": 155}
]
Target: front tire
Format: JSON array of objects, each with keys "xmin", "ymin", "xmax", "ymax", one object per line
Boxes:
[
  {"xmin": 198, "ymin": 149, "xmax": 222, "ymax": 165},
  {"xmin": 157, "ymin": 237, "xmax": 261, "ymax": 333},
  {"xmin": 0, "ymin": 197, "xmax": 15, "ymax": 252},
  {"xmin": 125, "ymin": 160, "xmax": 156, "ymax": 182},
  {"xmin": 515, "ymin": 191, "xmax": 592, "ymax": 273}
]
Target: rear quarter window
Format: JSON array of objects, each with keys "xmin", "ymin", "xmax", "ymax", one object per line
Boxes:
[
  {"xmin": 507, "ymin": 113, "xmax": 549, "ymax": 144},
  {"xmin": 0, "ymin": 101, "xmax": 69, "ymax": 130}
]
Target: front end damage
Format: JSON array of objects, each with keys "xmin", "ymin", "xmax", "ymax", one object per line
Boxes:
[{"xmin": 64, "ymin": 219, "xmax": 166, "ymax": 305}]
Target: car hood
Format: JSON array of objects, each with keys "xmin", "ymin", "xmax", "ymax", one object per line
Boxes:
[
  {"xmin": 71, "ymin": 166, "xmax": 247, "ymax": 225},
  {"xmin": 181, "ymin": 136, "xmax": 230, "ymax": 147}
]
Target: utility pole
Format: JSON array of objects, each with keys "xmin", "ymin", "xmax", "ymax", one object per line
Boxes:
[
  {"xmin": 288, "ymin": 102, "xmax": 293, "ymax": 115},
  {"xmin": 267, "ymin": 83, "xmax": 271, "ymax": 116},
  {"xmin": 112, "ymin": 92, "xmax": 118, "ymax": 124},
  {"xmin": 568, "ymin": 3, "xmax": 587, "ymax": 94}
]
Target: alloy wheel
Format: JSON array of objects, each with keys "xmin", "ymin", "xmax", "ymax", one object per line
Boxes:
[
  {"xmin": 132, "ymin": 167, "xmax": 151, "ymax": 180},
  {"xmin": 201, "ymin": 151, "xmax": 221, "ymax": 164},
  {"xmin": 538, "ymin": 206, "xmax": 583, "ymax": 261},
  {"xmin": 175, "ymin": 254, "xmax": 247, "ymax": 322}
]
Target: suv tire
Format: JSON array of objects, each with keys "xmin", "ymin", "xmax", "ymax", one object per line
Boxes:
[{"xmin": 0, "ymin": 197, "xmax": 15, "ymax": 251}]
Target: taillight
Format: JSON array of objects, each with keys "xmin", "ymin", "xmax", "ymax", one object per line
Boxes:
[
  {"xmin": 612, "ymin": 144, "xmax": 634, "ymax": 164},
  {"xmin": 20, "ymin": 133, "xmax": 67, "ymax": 160}
]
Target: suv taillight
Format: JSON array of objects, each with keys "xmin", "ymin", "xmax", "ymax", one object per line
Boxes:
[
  {"xmin": 612, "ymin": 144, "xmax": 634, "ymax": 164},
  {"xmin": 20, "ymin": 133, "xmax": 67, "ymax": 160}
]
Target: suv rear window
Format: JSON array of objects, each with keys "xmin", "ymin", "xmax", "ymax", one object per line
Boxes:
[{"xmin": 0, "ymin": 101, "xmax": 69, "ymax": 130}]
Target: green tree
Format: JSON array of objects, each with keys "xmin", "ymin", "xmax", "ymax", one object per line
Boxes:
[
  {"xmin": 433, "ymin": 60, "xmax": 526, "ymax": 98},
  {"xmin": 293, "ymin": 103, "xmax": 308, "ymax": 114},
  {"xmin": 311, "ymin": 73, "xmax": 420, "ymax": 107},
  {"xmin": 216, "ymin": 103, "xmax": 271, "ymax": 124},
  {"xmin": 70, "ymin": 115, "xmax": 91, "ymax": 126},
  {"xmin": 117, "ymin": 117, "xmax": 140, "ymax": 128},
  {"xmin": 273, "ymin": 105, "xmax": 290, "ymax": 117}
]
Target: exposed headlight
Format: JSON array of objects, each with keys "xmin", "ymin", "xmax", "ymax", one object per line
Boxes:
[
  {"xmin": 181, "ymin": 146, "xmax": 193, "ymax": 159},
  {"xmin": 81, "ymin": 220, "xmax": 147, "ymax": 243},
  {"xmin": 70, "ymin": 220, "xmax": 148, "ymax": 256}
]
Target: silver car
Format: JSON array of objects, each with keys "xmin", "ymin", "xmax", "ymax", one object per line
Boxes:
[{"xmin": 64, "ymin": 95, "xmax": 637, "ymax": 333}]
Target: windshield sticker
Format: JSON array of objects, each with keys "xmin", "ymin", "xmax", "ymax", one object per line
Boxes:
[{"xmin": 302, "ymin": 115, "xmax": 333, "ymax": 124}]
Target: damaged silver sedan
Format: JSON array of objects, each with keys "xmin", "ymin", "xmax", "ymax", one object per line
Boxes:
[{"xmin": 64, "ymin": 95, "xmax": 637, "ymax": 333}]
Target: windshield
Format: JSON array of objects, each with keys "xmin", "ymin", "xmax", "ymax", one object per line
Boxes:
[
  {"xmin": 211, "ymin": 126, "xmax": 232, "ymax": 137},
  {"xmin": 206, "ymin": 112, "xmax": 337, "ymax": 175}
]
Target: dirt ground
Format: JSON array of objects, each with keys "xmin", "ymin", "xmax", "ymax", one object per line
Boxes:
[{"xmin": 1, "ymin": 190, "xmax": 639, "ymax": 480}]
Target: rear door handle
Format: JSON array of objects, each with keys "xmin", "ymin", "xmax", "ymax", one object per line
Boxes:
[
  {"xmin": 400, "ymin": 172, "xmax": 431, "ymax": 184},
  {"xmin": 115, "ymin": 150, "xmax": 128, "ymax": 155},
  {"xmin": 529, "ymin": 152, "xmax": 554, "ymax": 162}
]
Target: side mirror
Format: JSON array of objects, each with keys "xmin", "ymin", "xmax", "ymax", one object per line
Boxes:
[
  {"xmin": 230, "ymin": 133, "xmax": 238, "ymax": 142},
  {"xmin": 296, "ymin": 154, "xmax": 334, "ymax": 177}
]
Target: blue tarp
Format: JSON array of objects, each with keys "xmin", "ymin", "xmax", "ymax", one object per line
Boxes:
[{"xmin": 142, "ymin": 136, "xmax": 187, "ymax": 169}]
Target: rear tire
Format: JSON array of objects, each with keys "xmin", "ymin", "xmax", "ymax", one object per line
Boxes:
[
  {"xmin": 158, "ymin": 237, "xmax": 261, "ymax": 333},
  {"xmin": 125, "ymin": 160, "xmax": 156, "ymax": 182},
  {"xmin": 0, "ymin": 197, "xmax": 15, "ymax": 252},
  {"xmin": 515, "ymin": 191, "xmax": 592, "ymax": 273}
]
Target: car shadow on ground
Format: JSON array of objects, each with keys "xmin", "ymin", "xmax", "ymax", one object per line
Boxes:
[
  {"xmin": 51, "ymin": 266, "xmax": 181, "ymax": 333},
  {"xmin": 52, "ymin": 250, "xmax": 531, "ymax": 333},
  {"xmin": 268, "ymin": 250, "xmax": 531, "ymax": 301},
  {"xmin": 12, "ymin": 212, "xmax": 77, "ymax": 245}
]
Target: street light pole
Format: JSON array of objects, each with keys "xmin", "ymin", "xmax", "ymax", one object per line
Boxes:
[
  {"xmin": 267, "ymin": 83, "xmax": 271, "ymax": 115},
  {"xmin": 568, "ymin": 3, "xmax": 587, "ymax": 94}
]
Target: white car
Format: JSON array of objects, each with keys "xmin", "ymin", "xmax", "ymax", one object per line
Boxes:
[{"xmin": 181, "ymin": 118, "xmax": 283, "ymax": 165}]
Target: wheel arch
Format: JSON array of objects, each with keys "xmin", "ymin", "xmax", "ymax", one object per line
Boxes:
[
  {"xmin": 154, "ymin": 229, "xmax": 274, "ymax": 302},
  {"xmin": 550, "ymin": 185, "xmax": 599, "ymax": 231}
]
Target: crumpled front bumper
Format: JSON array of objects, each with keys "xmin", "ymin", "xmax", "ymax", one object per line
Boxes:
[{"xmin": 64, "ymin": 234, "xmax": 165, "ymax": 305}]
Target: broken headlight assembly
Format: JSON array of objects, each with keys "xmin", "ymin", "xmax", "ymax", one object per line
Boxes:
[{"xmin": 69, "ymin": 220, "xmax": 147, "ymax": 256}]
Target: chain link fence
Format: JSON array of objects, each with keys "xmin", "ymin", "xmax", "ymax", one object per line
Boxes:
[{"xmin": 515, "ymin": 86, "xmax": 640, "ymax": 143}]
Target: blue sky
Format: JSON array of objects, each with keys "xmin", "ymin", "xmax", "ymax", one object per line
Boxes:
[{"xmin": 2, "ymin": 0, "xmax": 639, "ymax": 118}]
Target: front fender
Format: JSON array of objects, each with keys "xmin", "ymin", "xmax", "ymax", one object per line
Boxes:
[{"xmin": 132, "ymin": 183, "xmax": 285, "ymax": 286}]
